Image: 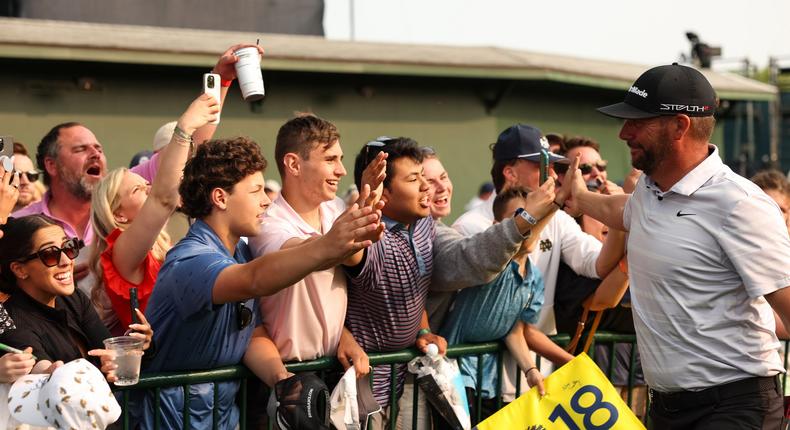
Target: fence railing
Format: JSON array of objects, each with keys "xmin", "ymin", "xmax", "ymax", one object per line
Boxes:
[{"xmin": 113, "ymin": 332, "xmax": 790, "ymax": 429}]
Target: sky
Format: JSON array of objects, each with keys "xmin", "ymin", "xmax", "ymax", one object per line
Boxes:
[{"xmin": 323, "ymin": 0, "xmax": 790, "ymax": 71}]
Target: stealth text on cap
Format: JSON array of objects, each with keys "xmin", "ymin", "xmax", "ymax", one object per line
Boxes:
[
  {"xmin": 628, "ymin": 86, "xmax": 648, "ymax": 98},
  {"xmin": 659, "ymin": 103, "xmax": 712, "ymax": 113}
]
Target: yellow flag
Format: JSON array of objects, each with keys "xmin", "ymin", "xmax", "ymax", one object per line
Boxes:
[{"xmin": 475, "ymin": 353, "xmax": 645, "ymax": 430}]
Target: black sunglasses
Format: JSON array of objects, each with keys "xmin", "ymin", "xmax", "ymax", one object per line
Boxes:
[
  {"xmin": 364, "ymin": 136, "xmax": 394, "ymax": 166},
  {"xmin": 554, "ymin": 160, "xmax": 608, "ymax": 175},
  {"xmin": 19, "ymin": 170, "xmax": 40, "ymax": 182},
  {"xmin": 18, "ymin": 238, "xmax": 83, "ymax": 267},
  {"xmin": 237, "ymin": 302, "xmax": 253, "ymax": 330}
]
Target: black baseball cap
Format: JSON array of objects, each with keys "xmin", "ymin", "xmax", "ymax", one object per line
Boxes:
[
  {"xmin": 271, "ymin": 373, "xmax": 330, "ymax": 430},
  {"xmin": 597, "ymin": 63, "xmax": 717, "ymax": 119},
  {"xmin": 493, "ymin": 124, "xmax": 566, "ymax": 163}
]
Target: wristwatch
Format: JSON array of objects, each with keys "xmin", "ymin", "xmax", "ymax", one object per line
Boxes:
[{"xmin": 515, "ymin": 208, "xmax": 537, "ymax": 225}]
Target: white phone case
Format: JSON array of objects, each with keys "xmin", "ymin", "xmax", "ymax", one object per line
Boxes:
[{"xmin": 203, "ymin": 73, "xmax": 221, "ymax": 125}]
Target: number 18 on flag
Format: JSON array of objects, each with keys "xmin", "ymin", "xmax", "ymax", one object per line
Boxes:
[{"xmin": 474, "ymin": 353, "xmax": 645, "ymax": 430}]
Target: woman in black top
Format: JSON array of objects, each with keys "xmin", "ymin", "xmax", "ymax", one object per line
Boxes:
[{"xmin": 0, "ymin": 215, "xmax": 152, "ymax": 376}]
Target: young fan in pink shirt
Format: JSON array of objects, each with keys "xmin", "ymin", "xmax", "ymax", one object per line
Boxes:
[{"xmin": 249, "ymin": 114, "xmax": 384, "ymax": 385}]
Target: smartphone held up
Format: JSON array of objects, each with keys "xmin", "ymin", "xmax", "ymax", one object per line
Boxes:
[{"xmin": 203, "ymin": 73, "xmax": 222, "ymax": 125}]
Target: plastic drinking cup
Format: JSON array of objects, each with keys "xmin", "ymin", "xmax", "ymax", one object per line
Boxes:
[
  {"xmin": 233, "ymin": 47, "xmax": 265, "ymax": 101},
  {"xmin": 103, "ymin": 336, "xmax": 144, "ymax": 386}
]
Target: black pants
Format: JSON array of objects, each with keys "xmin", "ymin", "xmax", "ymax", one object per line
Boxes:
[{"xmin": 648, "ymin": 375, "xmax": 786, "ymax": 430}]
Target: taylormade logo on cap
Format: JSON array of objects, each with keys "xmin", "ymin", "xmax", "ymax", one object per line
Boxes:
[{"xmin": 628, "ymin": 86, "xmax": 648, "ymax": 98}]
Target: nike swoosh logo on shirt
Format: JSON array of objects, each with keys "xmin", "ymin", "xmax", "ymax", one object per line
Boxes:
[{"xmin": 676, "ymin": 211, "xmax": 696, "ymax": 217}]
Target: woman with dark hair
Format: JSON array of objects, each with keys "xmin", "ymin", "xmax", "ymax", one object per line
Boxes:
[{"xmin": 0, "ymin": 215, "xmax": 152, "ymax": 377}]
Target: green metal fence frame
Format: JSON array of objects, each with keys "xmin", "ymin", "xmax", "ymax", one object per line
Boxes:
[{"xmin": 113, "ymin": 333, "xmax": 790, "ymax": 429}]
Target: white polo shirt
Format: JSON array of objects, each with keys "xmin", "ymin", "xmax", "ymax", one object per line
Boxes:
[
  {"xmin": 624, "ymin": 145, "xmax": 790, "ymax": 392},
  {"xmin": 452, "ymin": 197, "xmax": 601, "ymax": 334}
]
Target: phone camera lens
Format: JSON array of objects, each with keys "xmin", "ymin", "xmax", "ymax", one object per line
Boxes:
[{"xmin": 207, "ymin": 75, "xmax": 215, "ymax": 88}]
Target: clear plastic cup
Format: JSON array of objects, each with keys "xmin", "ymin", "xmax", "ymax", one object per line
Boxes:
[
  {"xmin": 103, "ymin": 336, "xmax": 144, "ymax": 386},
  {"xmin": 233, "ymin": 47, "xmax": 265, "ymax": 101}
]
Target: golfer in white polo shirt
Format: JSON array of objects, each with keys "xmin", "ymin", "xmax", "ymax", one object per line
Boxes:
[{"xmin": 567, "ymin": 63, "xmax": 790, "ymax": 429}]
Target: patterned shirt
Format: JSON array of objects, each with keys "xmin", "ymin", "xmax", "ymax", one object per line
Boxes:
[
  {"xmin": 143, "ymin": 220, "xmax": 260, "ymax": 430},
  {"xmin": 344, "ymin": 216, "xmax": 435, "ymax": 406}
]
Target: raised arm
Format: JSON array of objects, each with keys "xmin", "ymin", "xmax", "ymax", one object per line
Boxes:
[
  {"xmin": 112, "ymin": 95, "xmax": 218, "ymax": 282},
  {"xmin": 212, "ymin": 204, "xmax": 381, "ymax": 303},
  {"xmin": 0, "ymin": 164, "xmax": 19, "ymax": 238},
  {"xmin": 563, "ymin": 155, "xmax": 630, "ymax": 231},
  {"xmin": 343, "ymin": 153, "xmax": 388, "ymax": 267},
  {"xmin": 192, "ymin": 43, "xmax": 265, "ymax": 146},
  {"xmin": 432, "ymin": 178, "xmax": 557, "ymax": 291}
]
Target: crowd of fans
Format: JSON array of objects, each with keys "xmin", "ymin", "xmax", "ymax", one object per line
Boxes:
[{"xmin": 0, "ymin": 45, "xmax": 789, "ymax": 430}]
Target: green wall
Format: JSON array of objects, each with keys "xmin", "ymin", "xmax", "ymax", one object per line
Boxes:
[{"xmin": 0, "ymin": 59, "xmax": 725, "ymax": 233}]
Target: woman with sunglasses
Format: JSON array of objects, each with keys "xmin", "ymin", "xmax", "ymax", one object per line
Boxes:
[
  {"xmin": 89, "ymin": 93, "xmax": 219, "ymax": 334},
  {"xmin": 0, "ymin": 215, "xmax": 152, "ymax": 375}
]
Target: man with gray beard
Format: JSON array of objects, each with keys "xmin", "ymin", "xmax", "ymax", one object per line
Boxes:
[{"xmin": 13, "ymin": 122, "xmax": 159, "ymax": 288}]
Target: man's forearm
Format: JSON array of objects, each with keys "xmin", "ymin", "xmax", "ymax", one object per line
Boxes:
[
  {"xmin": 595, "ymin": 229, "xmax": 626, "ymax": 278},
  {"xmin": 577, "ymin": 192, "xmax": 629, "ymax": 232},
  {"xmin": 765, "ymin": 288, "xmax": 790, "ymax": 339},
  {"xmin": 524, "ymin": 324, "xmax": 574, "ymax": 366},
  {"xmin": 243, "ymin": 326, "xmax": 289, "ymax": 388}
]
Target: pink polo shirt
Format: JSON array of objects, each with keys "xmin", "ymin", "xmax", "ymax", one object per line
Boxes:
[
  {"xmin": 248, "ymin": 195, "xmax": 347, "ymax": 362},
  {"xmin": 12, "ymin": 152, "xmax": 160, "ymax": 245}
]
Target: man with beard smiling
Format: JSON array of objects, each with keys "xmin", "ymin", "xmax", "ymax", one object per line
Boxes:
[{"xmin": 567, "ymin": 63, "xmax": 790, "ymax": 429}]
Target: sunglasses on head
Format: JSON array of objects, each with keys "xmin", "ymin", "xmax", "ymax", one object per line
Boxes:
[
  {"xmin": 237, "ymin": 302, "xmax": 253, "ymax": 330},
  {"xmin": 554, "ymin": 160, "xmax": 608, "ymax": 175},
  {"xmin": 18, "ymin": 238, "xmax": 83, "ymax": 268},
  {"xmin": 364, "ymin": 136, "xmax": 394, "ymax": 166}
]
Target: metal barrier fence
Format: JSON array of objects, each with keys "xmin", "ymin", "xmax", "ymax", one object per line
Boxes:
[{"xmin": 112, "ymin": 333, "xmax": 790, "ymax": 429}]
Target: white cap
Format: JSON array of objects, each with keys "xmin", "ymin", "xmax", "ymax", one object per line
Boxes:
[
  {"xmin": 264, "ymin": 179, "xmax": 282, "ymax": 193},
  {"xmin": 10, "ymin": 358, "xmax": 121, "ymax": 429},
  {"xmin": 152, "ymin": 121, "xmax": 178, "ymax": 152}
]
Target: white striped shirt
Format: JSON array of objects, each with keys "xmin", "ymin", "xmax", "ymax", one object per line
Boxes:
[{"xmin": 625, "ymin": 146, "xmax": 790, "ymax": 391}]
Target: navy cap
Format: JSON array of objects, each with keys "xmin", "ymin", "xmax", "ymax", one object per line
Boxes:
[
  {"xmin": 493, "ymin": 124, "xmax": 566, "ymax": 163},
  {"xmin": 129, "ymin": 150, "xmax": 154, "ymax": 168},
  {"xmin": 597, "ymin": 63, "xmax": 717, "ymax": 119},
  {"xmin": 479, "ymin": 182, "xmax": 495, "ymax": 194}
]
